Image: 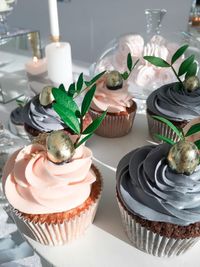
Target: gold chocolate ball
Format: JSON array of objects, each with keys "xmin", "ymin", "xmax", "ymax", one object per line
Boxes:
[
  {"xmin": 39, "ymin": 86, "xmax": 54, "ymax": 106},
  {"xmin": 46, "ymin": 130, "xmax": 75, "ymax": 163},
  {"xmin": 167, "ymin": 140, "xmax": 199, "ymax": 175},
  {"xmin": 183, "ymin": 76, "xmax": 200, "ymax": 92},
  {"xmin": 106, "ymin": 70, "xmax": 123, "ymax": 90}
]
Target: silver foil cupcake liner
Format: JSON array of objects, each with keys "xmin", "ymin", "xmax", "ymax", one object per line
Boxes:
[
  {"xmin": 117, "ymin": 199, "xmax": 200, "ymax": 257},
  {"xmin": 5, "ymin": 173, "xmax": 103, "ymax": 246},
  {"xmin": 89, "ymin": 107, "xmax": 136, "ymax": 138},
  {"xmin": 147, "ymin": 113, "xmax": 181, "ymax": 143}
]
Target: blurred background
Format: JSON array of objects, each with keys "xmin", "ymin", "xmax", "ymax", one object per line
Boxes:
[{"xmin": 8, "ymin": 0, "xmax": 192, "ymax": 63}]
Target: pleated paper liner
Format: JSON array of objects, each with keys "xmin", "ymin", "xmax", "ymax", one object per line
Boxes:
[
  {"xmin": 89, "ymin": 102, "xmax": 137, "ymax": 138},
  {"xmin": 5, "ymin": 165, "xmax": 103, "ymax": 246},
  {"xmin": 147, "ymin": 113, "xmax": 182, "ymax": 143},
  {"xmin": 117, "ymin": 197, "xmax": 200, "ymax": 257}
]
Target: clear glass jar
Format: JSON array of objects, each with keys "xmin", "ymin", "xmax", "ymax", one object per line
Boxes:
[{"xmin": 91, "ymin": 9, "xmax": 200, "ymax": 113}]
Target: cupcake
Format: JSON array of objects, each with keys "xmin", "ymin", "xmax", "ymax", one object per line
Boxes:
[
  {"xmin": 23, "ymin": 85, "xmax": 92, "ymax": 140},
  {"xmin": 3, "ymin": 78, "xmax": 106, "ymax": 246},
  {"xmin": 116, "ymin": 143, "xmax": 200, "ymax": 257},
  {"xmin": 116, "ymin": 118, "xmax": 200, "ymax": 257},
  {"xmin": 89, "ymin": 69, "xmax": 137, "ymax": 138},
  {"xmin": 144, "ymin": 44, "xmax": 200, "ymax": 142},
  {"xmin": 2, "ymin": 130, "xmax": 102, "ymax": 245}
]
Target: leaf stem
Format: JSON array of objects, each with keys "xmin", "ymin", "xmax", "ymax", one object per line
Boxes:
[
  {"xmin": 171, "ymin": 65, "xmax": 184, "ymax": 86},
  {"xmin": 74, "ymin": 115, "xmax": 84, "ymax": 147},
  {"xmin": 74, "ymin": 86, "xmax": 89, "ymax": 99}
]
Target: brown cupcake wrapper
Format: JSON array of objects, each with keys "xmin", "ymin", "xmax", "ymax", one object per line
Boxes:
[
  {"xmin": 117, "ymin": 198, "xmax": 200, "ymax": 257},
  {"xmin": 89, "ymin": 108, "xmax": 136, "ymax": 138},
  {"xmin": 5, "ymin": 173, "xmax": 103, "ymax": 246},
  {"xmin": 147, "ymin": 113, "xmax": 181, "ymax": 143}
]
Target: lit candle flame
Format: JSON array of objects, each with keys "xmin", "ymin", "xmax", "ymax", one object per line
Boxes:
[{"xmin": 33, "ymin": 56, "xmax": 38, "ymax": 63}]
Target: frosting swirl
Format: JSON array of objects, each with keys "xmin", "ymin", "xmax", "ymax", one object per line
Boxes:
[
  {"xmin": 3, "ymin": 144, "xmax": 95, "ymax": 214},
  {"xmin": 116, "ymin": 144, "xmax": 200, "ymax": 226},
  {"xmin": 91, "ymin": 77, "xmax": 133, "ymax": 113},
  {"xmin": 147, "ymin": 82, "xmax": 200, "ymax": 121},
  {"xmin": 23, "ymin": 95, "xmax": 64, "ymax": 132}
]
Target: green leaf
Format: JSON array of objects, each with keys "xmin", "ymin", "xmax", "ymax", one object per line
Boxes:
[
  {"xmin": 178, "ymin": 55, "xmax": 195, "ymax": 76},
  {"xmin": 52, "ymin": 87, "xmax": 79, "ymax": 114},
  {"xmin": 75, "ymin": 133, "xmax": 93, "ymax": 148},
  {"xmin": 194, "ymin": 140, "xmax": 200, "ymax": 149},
  {"xmin": 76, "ymin": 73, "xmax": 84, "ymax": 93},
  {"xmin": 85, "ymin": 71, "xmax": 106, "ymax": 87},
  {"xmin": 152, "ymin": 115, "xmax": 183, "ymax": 139},
  {"xmin": 53, "ymin": 103, "xmax": 80, "ymax": 134},
  {"xmin": 59, "ymin": 84, "xmax": 66, "ymax": 92},
  {"xmin": 143, "ymin": 56, "xmax": 171, "ymax": 68},
  {"xmin": 185, "ymin": 123, "xmax": 200, "ymax": 137},
  {"xmin": 155, "ymin": 134, "xmax": 176, "ymax": 145},
  {"xmin": 83, "ymin": 110, "xmax": 107, "ymax": 134},
  {"xmin": 68, "ymin": 82, "xmax": 76, "ymax": 97},
  {"xmin": 127, "ymin": 53, "xmax": 132, "ymax": 72},
  {"xmin": 121, "ymin": 71, "xmax": 129, "ymax": 80},
  {"xmin": 185, "ymin": 62, "xmax": 198, "ymax": 78},
  {"xmin": 171, "ymin": 44, "xmax": 189, "ymax": 65},
  {"xmin": 84, "ymin": 81, "xmax": 91, "ymax": 87},
  {"xmin": 81, "ymin": 84, "xmax": 96, "ymax": 116}
]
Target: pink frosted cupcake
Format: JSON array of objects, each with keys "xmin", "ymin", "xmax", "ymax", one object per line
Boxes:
[
  {"xmin": 89, "ymin": 70, "xmax": 137, "ymax": 137},
  {"xmin": 3, "ymin": 131, "xmax": 102, "ymax": 246}
]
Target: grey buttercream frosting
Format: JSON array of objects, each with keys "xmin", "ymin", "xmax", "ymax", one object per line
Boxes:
[
  {"xmin": 146, "ymin": 82, "xmax": 200, "ymax": 121},
  {"xmin": 23, "ymin": 95, "xmax": 64, "ymax": 132},
  {"xmin": 116, "ymin": 143, "xmax": 200, "ymax": 226},
  {"xmin": 10, "ymin": 107, "xmax": 25, "ymax": 125}
]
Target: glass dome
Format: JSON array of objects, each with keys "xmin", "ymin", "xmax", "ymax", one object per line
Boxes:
[{"xmin": 91, "ymin": 9, "xmax": 200, "ymax": 112}]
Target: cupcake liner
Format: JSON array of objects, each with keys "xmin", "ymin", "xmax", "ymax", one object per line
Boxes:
[
  {"xmin": 89, "ymin": 107, "xmax": 136, "ymax": 138},
  {"xmin": 5, "ymin": 167, "xmax": 103, "ymax": 246},
  {"xmin": 117, "ymin": 198, "xmax": 200, "ymax": 257},
  {"xmin": 147, "ymin": 113, "xmax": 180, "ymax": 143}
]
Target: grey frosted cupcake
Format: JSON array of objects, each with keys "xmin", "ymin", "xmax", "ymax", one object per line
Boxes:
[
  {"xmin": 23, "ymin": 94, "xmax": 65, "ymax": 139},
  {"xmin": 146, "ymin": 82, "xmax": 200, "ymax": 142},
  {"xmin": 23, "ymin": 91, "xmax": 92, "ymax": 140},
  {"xmin": 116, "ymin": 143, "xmax": 200, "ymax": 257},
  {"xmin": 143, "ymin": 44, "xmax": 200, "ymax": 143}
]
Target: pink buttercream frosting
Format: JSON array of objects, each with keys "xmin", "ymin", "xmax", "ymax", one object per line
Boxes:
[
  {"xmin": 91, "ymin": 77, "xmax": 133, "ymax": 113},
  {"xmin": 3, "ymin": 144, "xmax": 95, "ymax": 214}
]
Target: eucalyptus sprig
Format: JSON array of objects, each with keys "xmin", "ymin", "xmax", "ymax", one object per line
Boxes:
[
  {"xmin": 144, "ymin": 44, "xmax": 197, "ymax": 87},
  {"xmin": 67, "ymin": 71, "xmax": 106, "ymax": 99},
  {"xmin": 121, "ymin": 53, "xmax": 139, "ymax": 80},
  {"xmin": 52, "ymin": 82, "xmax": 107, "ymax": 148},
  {"xmin": 153, "ymin": 115, "xmax": 200, "ymax": 149}
]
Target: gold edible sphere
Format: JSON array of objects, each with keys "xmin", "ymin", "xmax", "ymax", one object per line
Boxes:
[
  {"xmin": 106, "ymin": 70, "xmax": 123, "ymax": 90},
  {"xmin": 39, "ymin": 86, "xmax": 54, "ymax": 106},
  {"xmin": 46, "ymin": 130, "xmax": 75, "ymax": 164},
  {"xmin": 183, "ymin": 76, "xmax": 200, "ymax": 92},
  {"xmin": 167, "ymin": 140, "xmax": 199, "ymax": 175}
]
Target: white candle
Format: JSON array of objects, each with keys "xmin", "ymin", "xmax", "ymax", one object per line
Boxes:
[
  {"xmin": 25, "ymin": 57, "xmax": 47, "ymax": 76},
  {"xmin": 48, "ymin": 0, "xmax": 59, "ymax": 39},
  {"xmin": 45, "ymin": 42, "xmax": 73, "ymax": 89}
]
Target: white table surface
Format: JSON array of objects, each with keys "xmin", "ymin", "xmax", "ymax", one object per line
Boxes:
[{"xmin": 1, "ymin": 52, "xmax": 200, "ymax": 267}]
